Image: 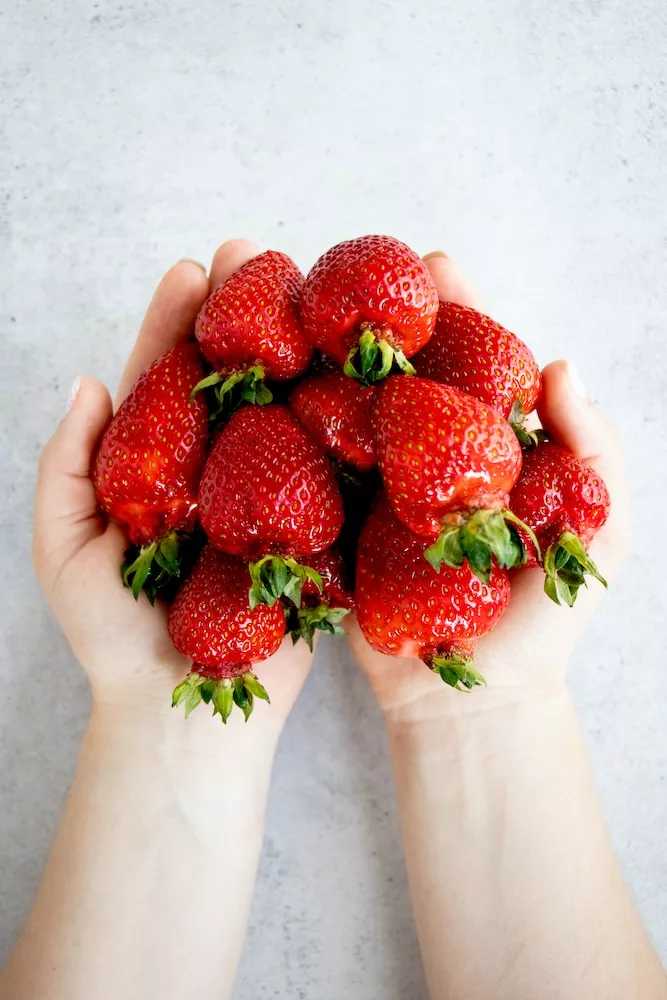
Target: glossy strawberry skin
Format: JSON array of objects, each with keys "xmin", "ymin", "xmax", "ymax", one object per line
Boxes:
[
  {"xmin": 198, "ymin": 404, "xmax": 344, "ymax": 559},
  {"xmin": 510, "ymin": 442, "xmax": 610, "ymax": 566},
  {"xmin": 414, "ymin": 302, "xmax": 542, "ymax": 419},
  {"xmin": 301, "ymin": 547, "xmax": 354, "ymax": 609},
  {"xmin": 288, "ymin": 372, "xmax": 376, "ymax": 471},
  {"xmin": 299, "ymin": 235, "xmax": 439, "ymax": 366},
  {"xmin": 372, "ymin": 376, "xmax": 523, "ymax": 537},
  {"xmin": 93, "ymin": 343, "xmax": 208, "ymax": 546},
  {"xmin": 356, "ymin": 495, "xmax": 510, "ymax": 659},
  {"xmin": 195, "ymin": 251, "xmax": 312, "ymax": 380},
  {"xmin": 168, "ymin": 545, "xmax": 285, "ymax": 678}
]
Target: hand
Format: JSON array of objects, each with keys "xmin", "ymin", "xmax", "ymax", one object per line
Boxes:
[
  {"xmin": 32, "ymin": 240, "xmax": 312, "ymax": 730},
  {"xmin": 347, "ymin": 252, "xmax": 632, "ymax": 721}
]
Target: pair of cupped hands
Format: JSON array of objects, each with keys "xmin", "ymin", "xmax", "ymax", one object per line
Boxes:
[{"xmin": 33, "ymin": 240, "xmax": 631, "ymax": 743}]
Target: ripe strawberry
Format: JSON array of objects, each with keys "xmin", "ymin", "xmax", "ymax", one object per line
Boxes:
[
  {"xmin": 198, "ymin": 404, "xmax": 345, "ymax": 606},
  {"xmin": 288, "ymin": 372, "xmax": 376, "ymax": 471},
  {"xmin": 413, "ymin": 302, "xmax": 542, "ymax": 443},
  {"xmin": 286, "ymin": 546, "xmax": 353, "ymax": 650},
  {"xmin": 510, "ymin": 441, "xmax": 610, "ymax": 605},
  {"xmin": 193, "ymin": 251, "xmax": 312, "ymax": 416},
  {"xmin": 92, "ymin": 343, "xmax": 208, "ymax": 601},
  {"xmin": 372, "ymin": 375, "xmax": 536, "ymax": 580},
  {"xmin": 168, "ymin": 545, "xmax": 285, "ymax": 723},
  {"xmin": 300, "ymin": 235, "xmax": 439, "ymax": 383},
  {"xmin": 356, "ymin": 495, "xmax": 511, "ymax": 689}
]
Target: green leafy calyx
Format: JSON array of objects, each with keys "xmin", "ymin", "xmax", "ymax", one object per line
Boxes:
[
  {"xmin": 191, "ymin": 365, "xmax": 273, "ymax": 421},
  {"xmin": 343, "ymin": 327, "xmax": 415, "ymax": 384},
  {"xmin": 427, "ymin": 653, "xmax": 487, "ymax": 691},
  {"xmin": 424, "ymin": 509, "xmax": 540, "ymax": 583},
  {"xmin": 172, "ymin": 670, "xmax": 270, "ymax": 724},
  {"xmin": 543, "ymin": 530, "xmax": 607, "ymax": 607},
  {"xmin": 122, "ymin": 532, "xmax": 182, "ymax": 603},
  {"xmin": 248, "ymin": 555, "xmax": 323, "ymax": 609},
  {"xmin": 509, "ymin": 399, "xmax": 548, "ymax": 450},
  {"xmin": 287, "ymin": 603, "xmax": 350, "ymax": 651}
]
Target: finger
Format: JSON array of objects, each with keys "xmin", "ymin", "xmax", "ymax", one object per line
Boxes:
[
  {"xmin": 423, "ymin": 251, "xmax": 487, "ymax": 311},
  {"xmin": 34, "ymin": 377, "xmax": 113, "ymax": 590},
  {"xmin": 208, "ymin": 238, "xmax": 260, "ymax": 292},
  {"xmin": 115, "ymin": 260, "xmax": 209, "ymax": 407}
]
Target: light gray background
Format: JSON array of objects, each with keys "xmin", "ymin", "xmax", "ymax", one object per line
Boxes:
[{"xmin": 1, "ymin": 1, "xmax": 666, "ymax": 995}]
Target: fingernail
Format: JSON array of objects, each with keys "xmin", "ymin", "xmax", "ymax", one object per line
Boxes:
[
  {"xmin": 66, "ymin": 376, "xmax": 81, "ymax": 413},
  {"xmin": 423, "ymin": 250, "xmax": 449, "ymax": 262},
  {"xmin": 177, "ymin": 258, "xmax": 207, "ymax": 273},
  {"xmin": 566, "ymin": 361, "xmax": 587, "ymax": 400}
]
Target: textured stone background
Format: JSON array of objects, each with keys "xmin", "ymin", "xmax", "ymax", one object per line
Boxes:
[{"xmin": 1, "ymin": 1, "xmax": 665, "ymax": 995}]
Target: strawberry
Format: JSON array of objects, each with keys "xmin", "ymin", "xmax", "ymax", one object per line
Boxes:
[
  {"xmin": 372, "ymin": 375, "xmax": 537, "ymax": 580},
  {"xmin": 198, "ymin": 404, "xmax": 345, "ymax": 606},
  {"xmin": 285, "ymin": 547, "xmax": 353, "ymax": 650},
  {"xmin": 300, "ymin": 235, "xmax": 439, "ymax": 383},
  {"xmin": 288, "ymin": 372, "xmax": 376, "ymax": 471},
  {"xmin": 92, "ymin": 343, "xmax": 208, "ymax": 601},
  {"xmin": 356, "ymin": 495, "xmax": 511, "ymax": 689},
  {"xmin": 168, "ymin": 545, "xmax": 285, "ymax": 723},
  {"xmin": 193, "ymin": 251, "xmax": 312, "ymax": 416},
  {"xmin": 413, "ymin": 302, "xmax": 542, "ymax": 444},
  {"xmin": 510, "ymin": 441, "xmax": 610, "ymax": 605}
]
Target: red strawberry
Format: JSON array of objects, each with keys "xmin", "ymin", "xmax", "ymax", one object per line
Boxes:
[
  {"xmin": 300, "ymin": 235, "xmax": 439, "ymax": 383},
  {"xmin": 356, "ymin": 495, "xmax": 510, "ymax": 689},
  {"xmin": 168, "ymin": 545, "xmax": 285, "ymax": 723},
  {"xmin": 372, "ymin": 375, "xmax": 536, "ymax": 580},
  {"xmin": 286, "ymin": 546, "xmax": 354, "ymax": 650},
  {"xmin": 92, "ymin": 343, "xmax": 208, "ymax": 601},
  {"xmin": 510, "ymin": 441, "xmax": 610, "ymax": 605},
  {"xmin": 198, "ymin": 404, "xmax": 345, "ymax": 606},
  {"xmin": 193, "ymin": 251, "xmax": 312, "ymax": 415},
  {"xmin": 413, "ymin": 302, "xmax": 542, "ymax": 442},
  {"xmin": 288, "ymin": 372, "xmax": 376, "ymax": 471}
]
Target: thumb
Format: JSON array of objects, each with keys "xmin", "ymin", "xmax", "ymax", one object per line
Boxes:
[
  {"xmin": 537, "ymin": 360, "xmax": 631, "ymax": 568},
  {"xmin": 33, "ymin": 376, "xmax": 113, "ymax": 592}
]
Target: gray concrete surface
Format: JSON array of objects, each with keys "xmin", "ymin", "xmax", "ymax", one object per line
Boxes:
[{"xmin": 1, "ymin": 1, "xmax": 666, "ymax": 995}]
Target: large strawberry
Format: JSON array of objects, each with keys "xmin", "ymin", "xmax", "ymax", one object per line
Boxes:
[
  {"xmin": 510, "ymin": 441, "xmax": 610, "ymax": 605},
  {"xmin": 286, "ymin": 546, "xmax": 354, "ymax": 650},
  {"xmin": 413, "ymin": 302, "xmax": 542, "ymax": 444},
  {"xmin": 300, "ymin": 235, "xmax": 439, "ymax": 383},
  {"xmin": 198, "ymin": 404, "xmax": 344, "ymax": 606},
  {"xmin": 288, "ymin": 372, "xmax": 376, "ymax": 471},
  {"xmin": 193, "ymin": 251, "xmax": 312, "ymax": 417},
  {"xmin": 93, "ymin": 343, "xmax": 208, "ymax": 601},
  {"xmin": 168, "ymin": 545, "xmax": 285, "ymax": 723},
  {"xmin": 356, "ymin": 495, "xmax": 511, "ymax": 689},
  {"xmin": 372, "ymin": 375, "xmax": 537, "ymax": 579}
]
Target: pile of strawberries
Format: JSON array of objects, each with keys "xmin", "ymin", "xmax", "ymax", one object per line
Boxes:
[{"xmin": 93, "ymin": 236, "xmax": 610, "ymax": 722}]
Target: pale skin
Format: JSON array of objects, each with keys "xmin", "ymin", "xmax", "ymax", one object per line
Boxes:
[{"xmin": 2, "ymin": 241, "xmax": 665, "ymax": 1000}]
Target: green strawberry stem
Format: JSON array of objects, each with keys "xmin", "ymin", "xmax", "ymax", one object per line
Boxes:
[
  {"xmin": 424, "ymin": 509, "xmax": 541, "ymax": 584},
  {"xmin": 286, "ymin": 603, "xmax": 350, "ymax": 651},
  {"xmin": 508, "ymin": 399, "xmax": 548, "ymax": 450},
  {"xmin": 427, "ymin": 653, "xmax": 487, "ymax": 691},
  {"xmin": 191, "ymin": 365, "xmax": 273, "ymax": 421},
  {"xmin": 172, "ymin": 669, "xmax": 270, "ymax": 724},
  {"xmin": 122, "ymin": 531, "xmax": 183, "ymax": 604},
  {"xmin": 543, "ymin": 530, "xmax": 608, "ymax": 607},
  {"xmin": 248, "ymin": 555, "xmax": 324, "ymax": 610},
  {"xmin": 343, "ymin": 327, "xmax": 415, "ymax": 384}
]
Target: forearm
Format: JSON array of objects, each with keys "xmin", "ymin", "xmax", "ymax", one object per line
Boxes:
[
  {"xmin": 3, "ymin": 703, "xmax": 280, "ymax": 1000},
  {"xmin": 387, "ymin": 688, "xmax": 666, "ymax": 1000}
]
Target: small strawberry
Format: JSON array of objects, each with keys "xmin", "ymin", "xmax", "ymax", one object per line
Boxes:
[
  {"xmin": 510, "ymin": 441, "xmax": 610, "ymax": 605},
  {"xmin": 372, "ymin": 376, "xmax": 537, "ymax": 580},
  {"xmin": 92, "ymin": 343, "xmax": 208, "ymax": 601},
  {"xmin": 413, "ymin": 302, "xmax": 542, "ymax": 444},
  {"xmin": 168, "ymin": 545, "xmax": 285, "ymax": 723},
  {"xmin": 193, "ymin": 251, "xmax": 312, "ymax": 417},
  {"xmin": 300, "ymin": 235, "xmax": 439, "ymax": 383},
  {"xmin": 286, "ymin": 547, "xmax": 354, "ymax": 650},
  {"xmin": 288, "ymin": 372, "xmax": 376, "ymax": 471},
  {"xmin": 198, "ymin": 404, "xmax": 345, "ymax": 606},
  {"xmin": 356, "ymin": 495, "xmax": 511, "ymax": 689}
]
